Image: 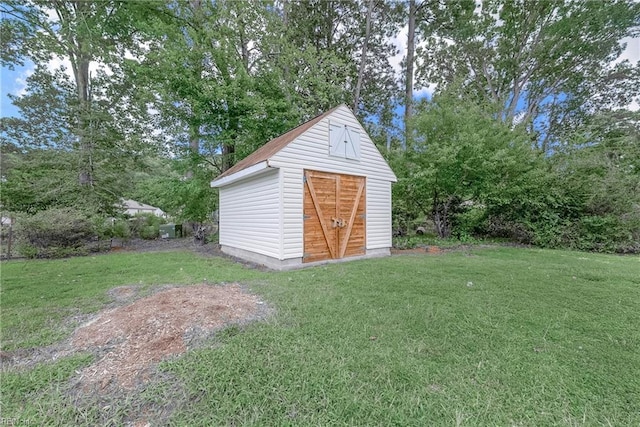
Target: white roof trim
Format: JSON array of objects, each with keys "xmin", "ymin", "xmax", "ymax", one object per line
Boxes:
[{"xmin": 210, "ymin": 160, "xmax": 275, "ymax": 188}]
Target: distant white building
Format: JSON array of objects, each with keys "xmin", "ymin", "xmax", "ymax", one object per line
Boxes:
[{"xmin": 120, "ymin": 199, "xmax": 166, "ymax": 218}]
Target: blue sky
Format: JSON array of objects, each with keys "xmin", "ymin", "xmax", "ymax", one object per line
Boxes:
[{"xmin": 0, "ymin": 63, "xmax": 31, "ymax": 118}]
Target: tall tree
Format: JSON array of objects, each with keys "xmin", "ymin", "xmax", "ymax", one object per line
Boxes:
[
  {"xmin": 417, "ymin": 0, "xmax": 640, "ymax": 152},
  {"xmin": 404, "ymin": 0, "xmax": 416, "ymax": 144},
  {"xmin": 352, "ymin": 0, "xmax": 374, "ymax": 112},
  {"xmin": 284, "ymin": 0, "xmax": 400, "ymax": 126},
  {"xmin": 141, "ymin": 0, "xmax": 297, "ymax": 174},
  {"xmin": 553, "ymin": 110, "xmax": 640, "ymax": 250},
  {"xmin": 0, "ymin": 0, "xmax": 157, "ymax": 211},
  {"xmin": 400, "ymin": 85, "xmax": 535, "ymax": 237},
  {"xmin": 402, "ymin": 0, "xmax": 466, "ymax": 145},
  {"xmin": 132, "ymin": 0, "xmax": 301, "ymax": 239}
]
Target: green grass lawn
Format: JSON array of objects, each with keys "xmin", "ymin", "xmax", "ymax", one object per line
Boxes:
[{"xmin": 1, "ymin": 248, "xmax": 639, "ymax": 425}]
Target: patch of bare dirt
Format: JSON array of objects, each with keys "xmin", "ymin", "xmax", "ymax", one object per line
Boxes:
[
  {"xmin": 107, "ymin": 285, "xmax": 140, "ymax": 302},
  {"xmin": 111, "ymin": 237, "xmax": 208, "ymax": 253},
  {"xmin": 72, "ymin": 284, "xmax": 267, "ymax": 389},
  {"xmin": 68, "ymin": 284, "xmax": 268, "ymax": 390},
  {"xmin": 1, "ymin": 283, "xmax": 270, "ymax": 381},
  {"xmin": 391, "ymin": 244, "xmax": 505, "ymax": 255},
  {"xmin": 391, "ymin": 245, "xmax": 446, "ymax": 255}
]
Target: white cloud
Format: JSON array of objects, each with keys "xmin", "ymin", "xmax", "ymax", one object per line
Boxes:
[
  {"xmin": 45, "ymin": 7, "xmax": 58, "ymax": 22},
  {"xmin": 39, "ymin": 6, "xmax": 114, "ymax": 80},
  {"xmin": 46, "ymin": 54, "xmax": 112, "ymax": 80},
  {"xmin": 389, "ymin": 24, "xmax": 438, "ymax": 99},
  {"xmin": 13, "ymin": 66, "xmax": 34, "ymax": 97},
  {"xmin": 8, "ymin": 54, "xmax": 113, "ymax": 102},
  {"xmin": 616, "ymin": 36, "xmax": 640, "ymax": 65},
  {"xmin": 414, "ymin": 84, "xmax": 437, "ymax": 100},
  {"xmin": 614, "ymin": 36, "xmax": 640, "ymax": 111},
  {"xmin": 46, "ymin": 55, "xmax": 73, "ymax": 75},
  {"xmin": 389, "ymin": 24, "xmax": 408, "ymax": 78}
]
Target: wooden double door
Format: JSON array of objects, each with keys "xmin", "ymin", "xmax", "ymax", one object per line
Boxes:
[{"xmin": 303, "ymin": 170, "xmax": 366, "ymax": 263}]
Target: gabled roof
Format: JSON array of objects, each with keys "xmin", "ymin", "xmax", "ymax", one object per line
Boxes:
[
  {"xmin": 212, "ymin": 105, "xmax": 342, "ymax": 183},
  {"xmin": 121, "ymin": 199, "xmax": 162, "ymax": 211}
]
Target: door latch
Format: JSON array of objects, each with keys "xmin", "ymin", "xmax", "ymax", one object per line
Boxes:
[{"xmin": 331, "ymin": 217, "xmax": 346, "ymax": 228}]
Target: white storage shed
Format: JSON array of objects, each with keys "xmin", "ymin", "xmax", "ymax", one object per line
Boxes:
[{"xmin": 210, "ymin": 105, "xmax": 397, "ymax": 270}]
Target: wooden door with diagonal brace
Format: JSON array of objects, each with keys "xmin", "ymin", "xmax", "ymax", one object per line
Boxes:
[{"xmin": 303, "ymin": 170, "xmax": 365, "ymax": 263}]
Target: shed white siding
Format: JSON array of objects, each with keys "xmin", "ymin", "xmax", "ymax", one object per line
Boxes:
[
  {"xmin": 366, "ymin": 179, "xmax": 393, "ymax": 249},
  {"xmin": 281, "ymin": 167, "xmax": 304, "ymax": 258},
  {"xmin": 218, "ymin": 169, "xmax": 281, "ymax": 259},
  {"xmin": 269, "ymin": 105, "xmax": 395, "ymax": 258}
]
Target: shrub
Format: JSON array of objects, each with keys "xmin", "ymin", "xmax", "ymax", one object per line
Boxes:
[
  {"xmin": 479, "ymin": 215, "xmax": 533, "ymax": 243},
  {"xmin": 129, "ymin": 213, "xmax": 165, "ymax": 240},
  {"xmin": 112, "ymin": 219, "xmax": 131, "ymax": 239},
  {"xmin": 392, "ymin": 234, "xmax": 429, "ymax": 249},
  {"xmin": 15, "ymin": 208, "xmax": 96, "ymax": 258},
  {"xmin": 454, "ymin": 205, "xmax": 486, "ymax": 238},
  {"xmin": 15, "ymin": 242, "xmax": 38, "ymax": 259},
  {"xmin": 140, "ymin": 225, "xmax": 158, "ymax": 240},
  {"xmin": 522, "ymin": 212, "xmax": 640, "ymax": 254}
]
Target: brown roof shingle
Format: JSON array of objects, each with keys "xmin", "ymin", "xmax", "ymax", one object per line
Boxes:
[{"xmin": 212, "ymin": 105, "xmax": 342, "ymax": 182}]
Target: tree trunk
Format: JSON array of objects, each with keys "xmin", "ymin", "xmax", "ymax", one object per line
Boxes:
[
  {"xmin": 433, "ymin": 199, "xmax": 453, "ymax": 238},
  {"xmin": 185, "ymin": 124, "xmax": 199, "ymax": 179},
  {"xmin": 404, "ymin": 0, "xmax": 416, "ymax": 149},
  {"xmin": 239, "ymin": 25, "xmax": 250, "ymax": 72},
  {"xmin": 221, "ymin": 143, "xmax": 235, "ymax": 172},
  {"xmin": 6, "ymin": 217, "xmax": 13, "ymax": 259},
  {"xmin": 431, "ymin": 186, "xmax": 456, "ymax": 239},
  {"xmin": 353, "ymin": 0, "xmax": 374, "ymax": 112},
  {"xmin": 281, "ymin": 0, "xmax": 292, "ymax": 103},
  {"xmin": 75, "ymin": 57, "xmax": 95, "ymax": 186},
  {"xmin": 222, "ymin": 113, "xmax": 238, "ymax": 172},
  {"xmin": 433, "ymin": 209, "xmax": 450, "ymax": 238},
  {"xmin": 67, "ymin": 1, "xmax": 94, "ymax": 187}
]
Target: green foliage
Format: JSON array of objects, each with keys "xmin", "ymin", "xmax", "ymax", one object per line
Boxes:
[
  {"xmin": 0, "ymin": 144, "xmax": 122, "ymax": 215},
  {"xmin": 129, "ymin": 213, "xmax": 166, "ymax": 240},
  {"xmin": 1, "ymin": 0, "xmax": 637, "ymax": 257},
  {"xmin": 111, "ymin": 219, "xmax": 131, "ymax": 240},
  {"xmin": 454, "ymin": 205, "xmax": 486, "ymax": 237},
  {"xmin": 15, "ymin": 242, "xmax": 37, "ymax": 259},
  {"xmin": 399, "ymin": 87, "xmax": 639, "ymax": 253},
  {"xmin": 392, "ymin": 235, "xmax": 426, "ymax": 249},
  {"xmin": 138, "ymin": 225, "xmax": 155, "ymax": 240},
  {"xmin": 125, "ymin": 157, "xmax": 216, "ymax": 229},
  {"xmin": 0, "ymin": 1, "xmax": 159, "ymax": 214},
  {"xmin": 91, "ymin": 216, "xmax": 115, "ymax": 240},
  {"xmin": 138, "ymin": 0, "xmax": 299, "ymax": 173},
  {"xmin": 14, "ymin": 208, "xmax": 98, "ymax": 258},
  {"xmin": 420, "ymin": 0, "xmax": 640, "ymax": 151},
  {"xmin": 487, "ymin": 110, "xmax": 640, "ymax": 253},
  {"xmin": 399, "ymin": 86, "xmax": 535, "ymax": 238}
]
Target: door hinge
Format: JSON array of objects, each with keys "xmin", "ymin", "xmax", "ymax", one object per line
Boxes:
[
  {"xmin": 359, "ymin": 213, "xmax": 366, "ymax": 219},
  {"xmin": 303, "ymin": 214, "xmax": 311, "ymax": 220}
]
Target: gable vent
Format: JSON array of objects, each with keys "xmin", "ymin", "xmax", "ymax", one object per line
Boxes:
[{"xmin": 329, "ymin": 123, "xmax": 361, "ymax": 160}]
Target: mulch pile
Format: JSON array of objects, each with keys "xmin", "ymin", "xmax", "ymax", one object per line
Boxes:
[{"xmin": 72, "ymin": 284, "xmax": 267, "ymax": 390}]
